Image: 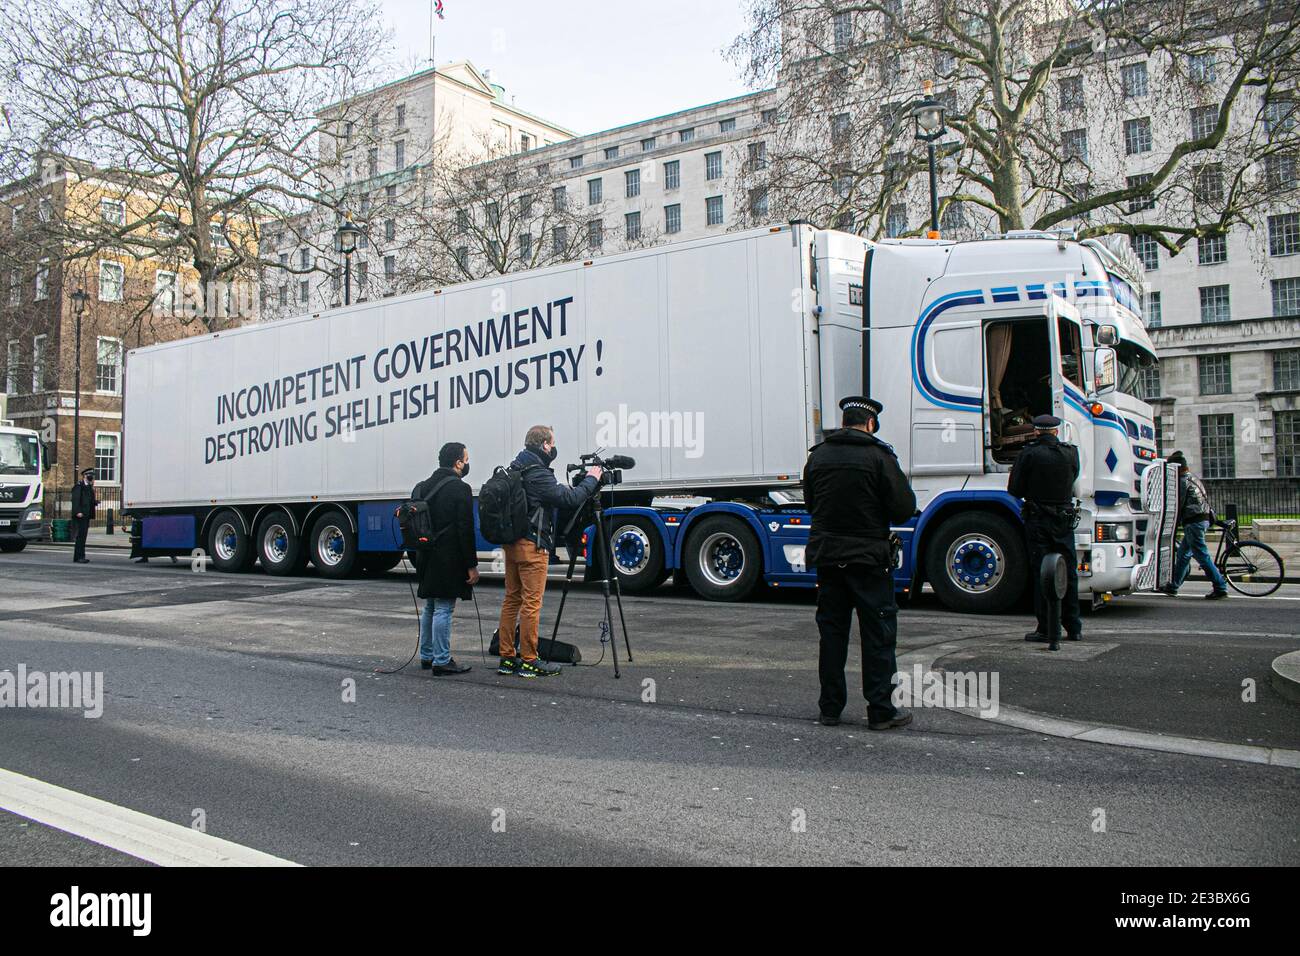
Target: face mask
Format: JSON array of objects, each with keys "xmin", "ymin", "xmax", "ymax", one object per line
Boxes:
[
  {"xmin": 546, "ymin": 445, "xmax": 558, "ymax": 464},
  {"xmin": 458, "ymin": 462, "xmax": 470, "ymax": 479}
]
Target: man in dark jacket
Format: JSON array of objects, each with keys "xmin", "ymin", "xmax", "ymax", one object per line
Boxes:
[
  {"xmin": 496, "ymin": 425, "xmax": 601, "ymax": 678},
  {"xmin": 1161, "ymin": 450, "xmax": 1228, "ymax": 599},
  {"xmin": 411, "ymin": 442, "xmax": 479, "ymax": 675},
  {"xmin": 804, "ymin": 396, "xmax": 917, "ymax": 730},
  {"xmin": 1008, "ymin": 415, "xmax": 1082, "ymax": 644},
  {"xmin": 71, "ymin": 468, "xmax": 97, "ymax": 564}
]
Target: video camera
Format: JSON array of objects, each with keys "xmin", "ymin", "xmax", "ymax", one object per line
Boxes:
[{"xmin": 566, "ymin": 449, "xmax": 636, "ymax": 488}]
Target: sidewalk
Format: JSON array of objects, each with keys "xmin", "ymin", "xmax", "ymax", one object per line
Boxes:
[{"xmin": 37, "ymin": 530, "xmax": 130, "ymax": 550}]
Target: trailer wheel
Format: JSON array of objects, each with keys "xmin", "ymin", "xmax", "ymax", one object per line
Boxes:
[
  {"xmin": 207, "ymin": 510, "xmax": 253, "ymax": 573},
  {"xmin": 360, "ymin": 552, "xmax": 404, "ymax": 574},
  {"xmin": 608, "ymin": 517, "xmax": 668, "ymax": 593},
  {"xmin": 255, "ymin": 511, "xmax": 305, "ymax": 577},
  {"xmin": 309, "ymin": 511, "xmax": 358, "ymax": 578},
  {"xmin": 924, "ymin": 512, "xmax": 1027, "ymax": 614},
  {"xmin": 683, "ymin": 515, "xmax": 762, "ymax": 602}
]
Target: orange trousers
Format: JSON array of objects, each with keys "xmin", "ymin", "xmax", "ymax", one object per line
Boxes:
[{"xmin": 497, "ymin": 540, "xmax": 550, "ymax": 660}]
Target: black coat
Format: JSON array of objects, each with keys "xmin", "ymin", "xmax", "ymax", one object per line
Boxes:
[
  {"xmin": 803, "ymin": 428, "xmax": 917, "ymax": 570},
  {"xmin": 71, "ymin": 481, "xmax": 97, "ymax": 519},
  {"xmin": 411, "ymin": 467, "xmax": 478, "ymax": 600},
  {"xmin": 1007, "ymin": 434, "xmax": 1080, "ymax": 505}
]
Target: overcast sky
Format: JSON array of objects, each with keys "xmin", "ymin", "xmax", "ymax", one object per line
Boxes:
[{"xmin": 378, "ymin": 0, "xmax": 755, "ymax": 135}]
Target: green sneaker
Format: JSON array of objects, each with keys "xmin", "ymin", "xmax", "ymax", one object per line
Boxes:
[
  {"xmin": 497, "ymin": 656, "xmax": 519, "ymax": 676},
  {"xmin": 517, "ymin": 658, "xmax": 560, "ymax": 678}
]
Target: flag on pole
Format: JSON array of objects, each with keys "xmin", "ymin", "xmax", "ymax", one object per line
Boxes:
[{"xmin": 434, "ymin": 0, "xmax": 445, "ymax": 19}]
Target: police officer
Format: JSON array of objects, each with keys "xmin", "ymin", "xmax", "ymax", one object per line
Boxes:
[
  {"xmin": 71, "ymin": 468, "xmax": 97, "ymax": 565},
  {"xmin": 1008, "ymin": 414, "xmax": 1082, "ymax": 645},
  {"xmin": 804, "ymin": 396, "xmax": 918, "ymax": 729}
]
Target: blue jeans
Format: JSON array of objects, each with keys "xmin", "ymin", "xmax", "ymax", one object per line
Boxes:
[
  {"xmin": 1172, "ymin": 520, "xmax": 1228, "ymax": 592},
  {"xmin": 419, "ymin": 598, "xmax": 457, "ymax": 664}
]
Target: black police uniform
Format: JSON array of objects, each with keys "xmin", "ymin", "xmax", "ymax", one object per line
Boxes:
[
  {"xmin": 71, "ymin": 472, "xmax": 97, "ymax": 564},
  {"xmin": 804, "ymin": 398, "xmax": 918, "ymax": 724},
  {"xmin": 1007, "ymin": 417, "xmax": 1082, "ymax": 640}
]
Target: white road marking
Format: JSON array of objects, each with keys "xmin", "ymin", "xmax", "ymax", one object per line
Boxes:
[{"xmin": 0, "ymin": 766, "xmax": 301, "ymax": 867}]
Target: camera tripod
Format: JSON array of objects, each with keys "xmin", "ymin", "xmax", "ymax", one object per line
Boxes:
[{"xmin": 546, "ymin": 483, "xmax": 634, "ymax": 678}]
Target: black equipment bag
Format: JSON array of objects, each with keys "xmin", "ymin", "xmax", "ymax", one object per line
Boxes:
[
  {"xmin": 489, "ymin": 626, "xmax": 582, "ymax": 665},
  {"xmin": 478, "ymin": 464, "xmax": 536, "ymax": 545},
  {"xmin": 395, "ymin": 475, "xmax": 457, "ymax": 551}
]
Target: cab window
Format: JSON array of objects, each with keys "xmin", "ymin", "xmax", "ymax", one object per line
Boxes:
[{"xmin": 1057, "ymin": 317, "xmax": 1084, "ymax": 390}]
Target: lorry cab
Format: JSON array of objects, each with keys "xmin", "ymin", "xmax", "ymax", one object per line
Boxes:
[{"xmin": 0, "ymin": 420, "xmax": 48, "ymax": 553}]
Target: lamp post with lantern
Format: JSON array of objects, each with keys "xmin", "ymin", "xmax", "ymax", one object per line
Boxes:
[
  {"xmin": 911, "ymin": 96, "xmax": 948, "ymax": 236},
  {"xmin": 69, "ymin": 287, "xmax": 89, "ymax": 486},
  {"xmin": 336, "ymin": 218, "xmax": 363, "ymax": 306}
]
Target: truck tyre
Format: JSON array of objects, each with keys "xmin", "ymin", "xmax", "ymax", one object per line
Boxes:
[
  {"xmin": 309, "ymin": 511, "xmax": 358, "ymax": 578},
  {"xmin": 360, "ymin": 552, "xmax": 403, "ymax": 574},
  {"xmin": 683, "ymin": 515, "xmax": 762, "ymax": 602},
  {"xmin": 608, "ymin": 516, "xmax": 669, "ymax": 593},
  {"xmin": 255, "ymin": 511, "xmax": 305, "ymax": 577},
  {"xmin": 207, "ymin": 510, "xmax": 254, "ymax": 573},
  {"xmin": 1, "ymin": 539, "xmax": 27, "ymax": 553},
  {"xmin": 924, "ymin": 512, "xmax": 1027, "ymax": 614}
]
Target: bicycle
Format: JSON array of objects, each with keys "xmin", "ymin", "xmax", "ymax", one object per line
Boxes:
[{"xmin": 1205, "ymin": 518, "xmax": 1286, "ymax": 597}]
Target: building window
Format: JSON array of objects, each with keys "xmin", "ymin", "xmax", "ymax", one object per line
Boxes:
[
  {"xmin": 356, "ymin": 261, "xmax": 368, "ymax": 290},
  {"xmin": 1198, "ymin": 233, "xmax": 1227, "ymax": 265},
  {"xmin": 1126, "ymin": 174, "xmax": 1154, "ymax": 213},
  {"xmin": 1194, "ymin": 164, "xmax": 1224, "ymax": 205},
  {"xmin": 1121, "ymin": 61, "xmax": 1148, "ymax": 98},
  {"xmin": 279, "ymin": 285, "xmax": 288, "ymax": 307},
  {"xmin": 747, "ymin": 141, "xmax": 767, "ymax": 171},
  {"xmin": 486, "ymin": 202, "xmax": 500, "ymax": 228},
  {"xmin": 750, "ymin": 187, "xmax": 769, "ymax": 219},
  {"xmin": 1274, "ymin": 349, "xmax": 1300, "ymax": 390},
  {"xmin": 1058, "ymin": 75, "xmax": 1084, "ymax": 111},
  {"xmin": 395, "ymin": 103, "xmax": 405, "ymax": 128},
  {"xmin": 1199, "ymin": 284, "xmax": 1230, "ymax": 323},
  {"xmin": 1264, "ymin": 154, "xmax": 1297, "ymax": 192},
  {"xmin": 455, "ymin": 246, "xmax": 469, "ymax": 270},
  {"xmin": 385, "ymin": 184, "xmax": 397, "ymax": 204},
  {"xmin": 1124, "ymin": 117, "xmax": 1152, "ymax": 155},
  {"xmin": 940, "ymin": 199, "xmax": 966, "ymax": 231},
  {"xmin": 625, "ymin": 168, "xmax": 640, "ymax": 198},
  {"xmin": 1273, "ymin": 278, "xmax": 1300, "ymax": 318},
  {"xmin": 761, "ymin": 108, "xmax": 777, "ymax": 125},
  {"xmin": 604, "ymin": 146, "xmax": 619, "ymax": 161},
  {"xmin": 343, "ymin": 120, "xmax": 353, "ymax": 144},
  {"xmin": 95, "ymin": 337, "xmax": 123, "ymax": 393},
  {"xmin": 886, "ymin": 204, "xmax": 907, "ymax": 237},
  {"xmin": 664, "ymin": 160, "xmax": 680, "ymax": 191},
  {"xmin": 1264, "ymin": 97, "xmax": 1296, "ymax": 137},
  {"xmin": 641, "ymin": 137, "xmax": 656, "ymax": 152},
  {"xmin": 154, "ymin": 270, "xmax": 177, "ymax": 312},
  {"xmin": 1277, "ymin": 412, "xmax": 1300, "ymax": 477},
  {"xmin": 520, "ymin": 133, "xmax": 531, "ymax": 152},
  {"xmin": 720, "ymin": 118, "xmax": 736, "ymax": 133},
  {"xmin": 1199, "ymin": 414, "xmax": 1235, "ymax": 479},
  {"xmin": 394, "ymin": 140, "xmax": 405, "ymax": 170},
  {"xmin": 4, "ymin": 341, "xmax": 16, "ymax": 394},
  {"xmin": 100, "ymin": 198, "xmax": 125, "ymax": 226},
  {"xmin": 706, "ymin": 195, "xmax": 724, "ymax": 226},
  {"xmin": 1130, "ymin": 234, "xmax": 1159, "ymax": 271},
  {"xmin": 384, "ymin": 219, "xmax": 395, "ymax": 241},
  {"xmin": 1138, "ymin": 363, "xmax": 1160, "ymax": 400},
  {"xmin": 1188, "ymin": 52, "xmax": 1216, "ymax": 84},
  {"xmin": 29, "ymin": 334, "xmax": 44, "ymax": 392},
  {"xmin": 1190, "ymin": 105, "xmax": 1218, "ymax": 141},
  {"xmin": 625, "ymin": 211, "xmax": 641, "ymax": 242},
  {"xmin": 98, "ymin": 261, "xmax": 124, "ymax": 302},
  {"xmin": 34, "ymin": 259, "xmax": 49, "ymax": 301},
  {"xmin": 665, "ymin": 204, "xmax": 681, "ymax": 235},
  {"xmin": 384, "ymin": 255, "xmax": 396, "ymax": 280},
  {"xmin": 587, "ymin": 220, "xmax": 603, "ymax": 250},
  {"xmin": 367, "ymin": 148, "xmax": 378, "ymax": 178},
  {"xmin": 833, "ymin": 11, "xmax": 853, "ymax": 50},
  {"xmin": 679, "ymin": 128, "xmax": 695, "ymax": 143},
  {"xmin": 551, "ymin": 227, "xmax": 566, "ymax": 255},
  {"xmin": 588, "ymin": 178, "xmax": 602, "ymax": 205},
  {"xmin": 300, "ymin": 248, "xmax": 311, "ymax": 270},
  {"xmin": 1198, "ymin": 354, "xmax": 1232, "ymax": 395},
  {"xmin": 831, "ymin": 113, "xmax": 852, "ymax": 145},
  {"xmin": 1145, "ymin": 290, "xmax": 1162, "ymax": 327},
  {"xmin": 1268, "ymin": 213, "xmax": 1299, "ymax": 256},
  {"xmin": 1062, "ymin": 128, "xmax": 1088, "ymax": 162},
  {"xmin": 94, "ymin": 433, "xmax": 120, "ymax": 484},
  {"xmin": 705, "ymin": 152, "xmax": 723, "ymax": 181},
  {"xmin": 569, "ymin": 155, "xmax": 584, "ymax": 170}
]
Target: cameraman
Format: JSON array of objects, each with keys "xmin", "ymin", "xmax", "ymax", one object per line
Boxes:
[{"xmin": 496, "ymin": 425, "xmax": 601, "ymax": 678}]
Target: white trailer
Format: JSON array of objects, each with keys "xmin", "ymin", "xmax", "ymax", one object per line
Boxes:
[{"xmin": 124, "ymin": 223, "xmax": 1168, "ymax": 610}]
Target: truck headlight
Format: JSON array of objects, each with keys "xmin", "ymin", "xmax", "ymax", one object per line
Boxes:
[
  {"xmin": 1095, "ymin": 522, "xmax": 1132, "ymax": 542},
  {"xmin": 24, "ymin": 509, "xmax": 43, "ymax": 522}
]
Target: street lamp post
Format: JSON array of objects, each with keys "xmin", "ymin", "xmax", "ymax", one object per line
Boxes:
[
  {"xmin": 336, "ymin": 218, "xmax": 363, "ymax": 306},
  {"xmin": 69, "ymin": 288, "xmax": 89, "ymax": 490},
  {"xmin": 912, "ymin": 97, "xmax": 948, "ymax": 236}
]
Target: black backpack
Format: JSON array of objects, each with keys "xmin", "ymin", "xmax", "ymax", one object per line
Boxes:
[
  {"xmin": 478, "ymin": 464, "xmax": 536, "ymax": 545},
  {"xmin": 395, "ymin": 475, "xmax": 457, "ymax": 551}
]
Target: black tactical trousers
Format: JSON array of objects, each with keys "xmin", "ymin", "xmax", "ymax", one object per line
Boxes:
[
  {"xmin": 73, "ymin": 516, "xmax": 90, "ymax": 562},
  {"xmin": 815, "ymin": 563, "xmax": 900, "ymax": 722},
  {"xmin": 1026, "ymin": 513, "xmax": 1082, "ymax": 638}
]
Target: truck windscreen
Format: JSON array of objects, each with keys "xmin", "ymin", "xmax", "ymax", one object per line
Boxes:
[
  {"xmin": 0, "ymin": 434, "xmax": 39, "ymax": 475},
  {"xmin": 1116, "ymin": 342, "xmax": 1156, "ymax": 397}
]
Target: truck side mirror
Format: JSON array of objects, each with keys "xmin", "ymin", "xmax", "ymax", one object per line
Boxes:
[{"xmin": 1093, "ymin": 346, "xmax": 1118, "ymax": 395}]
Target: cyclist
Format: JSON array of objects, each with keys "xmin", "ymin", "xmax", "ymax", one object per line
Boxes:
[{"xmin": 1160, "ymin": 451, "xmax": 1229, "ymax": 600}]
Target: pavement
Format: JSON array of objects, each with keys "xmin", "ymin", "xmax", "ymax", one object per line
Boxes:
[{"xmin": 1, "ymin": 541, "xmax": 1297, "ymax": 866}]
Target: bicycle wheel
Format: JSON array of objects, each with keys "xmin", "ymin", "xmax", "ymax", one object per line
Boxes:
[{"xmin": 1221, "ymin": 541, "xmax": 1284, "ymax": 597}]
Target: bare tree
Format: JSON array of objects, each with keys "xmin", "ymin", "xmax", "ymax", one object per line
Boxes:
[
  {"xmin": 1, "ymin": 0, "xmax": 392, "ymax": 334},
  {"xmin": 728, "ymin": 0, "xmax": 1300, "ymax": 253}
]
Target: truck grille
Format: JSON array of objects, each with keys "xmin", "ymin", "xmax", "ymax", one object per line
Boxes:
[{"xmin": 0, "ymin": 486, "xmax": 26, "ymax": 503}]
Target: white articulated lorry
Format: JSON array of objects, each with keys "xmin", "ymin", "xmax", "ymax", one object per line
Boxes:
[
  {"xmin": 0, "ymin": 418, "xmax": 48, "ymax": 552},
  {"xmin": 124, "ymin": 223, "xmax": 1171, "ymax": 611}
]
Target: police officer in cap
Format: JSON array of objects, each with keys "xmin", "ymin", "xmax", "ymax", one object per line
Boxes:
[
  {"xmin": 1008, "ymin": 414, "xmax": 1082, "ymax": 644},
  {"xmin": 804, "ymin": 396, "xmax": 918, "ymax": 729}
]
